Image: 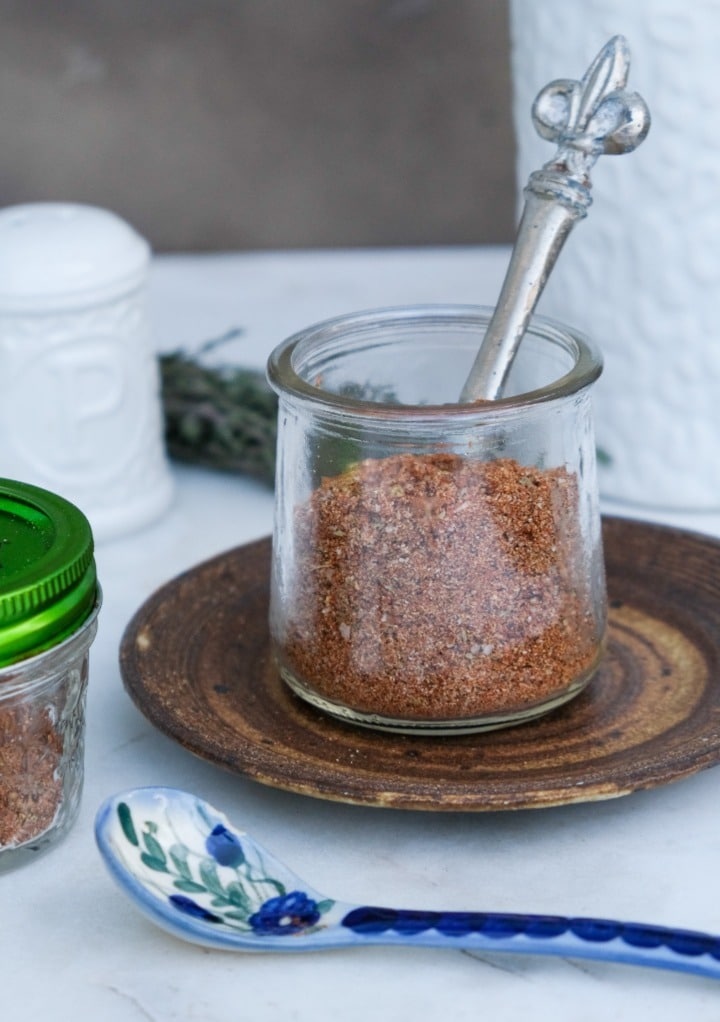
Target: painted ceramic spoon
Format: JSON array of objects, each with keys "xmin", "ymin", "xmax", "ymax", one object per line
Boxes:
[{"xmin": 96, "ymin": 787, "xmax": 720, "ymax": 980}]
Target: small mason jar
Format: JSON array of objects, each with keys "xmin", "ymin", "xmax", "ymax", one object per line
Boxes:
[
  {"xmin": 0, "ymin": 479, "xmax": 100, "ymax": 870},
  {"xmin": 267, "ymin": 305, "xmax": 606, "ymax": 735}
]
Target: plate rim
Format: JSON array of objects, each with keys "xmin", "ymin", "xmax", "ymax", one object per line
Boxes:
[{"xmin": 119, "ymin": 517, "xmax": 720, "ymax": 812}]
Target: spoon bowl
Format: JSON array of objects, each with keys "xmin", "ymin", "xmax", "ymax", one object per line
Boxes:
[{"xmin": 96, "ymin": 787, "xmax": 720, "ymax": 978}]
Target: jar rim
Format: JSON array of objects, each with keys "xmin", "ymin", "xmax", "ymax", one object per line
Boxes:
[
  {"xmin": 267, "ymin": 304, "xmax": 602, "ymax": 418},
  {"xmin": 0, "ymin": 590, "xmax": 101, "ymax": 694}
]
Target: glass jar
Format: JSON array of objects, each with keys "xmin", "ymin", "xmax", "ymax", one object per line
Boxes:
[
  {"xmin": 0, "ymin": 478, "xmax": 100, "ymax": 870},
  {"xmin": 267, "ymin": 305, "xmax": 607, "ymax": 735}
]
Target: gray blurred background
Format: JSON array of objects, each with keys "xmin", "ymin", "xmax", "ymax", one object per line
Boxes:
[{"xmin": 0, "ymin": 0, "xmax": 515, "ymax": 251}]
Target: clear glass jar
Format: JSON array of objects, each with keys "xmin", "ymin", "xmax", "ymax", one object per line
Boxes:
[
  {"xmin": 267, "ymin": 305, "xmax": 607, "ymax": 735},
  {"xmin": 0, "ymin": 479, "xmax": 100, "ymax": 870}
]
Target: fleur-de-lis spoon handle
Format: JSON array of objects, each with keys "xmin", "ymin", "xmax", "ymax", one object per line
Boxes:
[{"xmin": 460, "ymin": 35, "xmax": 650, "ymax": 403}]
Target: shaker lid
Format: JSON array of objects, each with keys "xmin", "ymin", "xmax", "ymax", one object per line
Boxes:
[
  {"xmin": 0, "ymin": 202, "xmax": 150, "ymax": 311},
  {"xmin": 0, "ymin": 478, "xmax": 97, "ymax": 667}
]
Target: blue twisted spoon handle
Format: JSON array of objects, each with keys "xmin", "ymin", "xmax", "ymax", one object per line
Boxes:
[{"xmin": 340, "ymin": 906, "xmax": 720, "ymax": 979}]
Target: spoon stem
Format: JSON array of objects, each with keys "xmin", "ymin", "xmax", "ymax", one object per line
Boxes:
[
  {"xmin": 339, "ymin": 905, "xmax": 720, "ymax": 980},
  {"xmin": 459, "ymin": 182, "xmax": 582, "ymax": 402}
]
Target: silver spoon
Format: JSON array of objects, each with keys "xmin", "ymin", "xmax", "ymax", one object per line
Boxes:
[
  {"xmin": 460, "ymin": 34, "xmax": 650, "ymax": 402},
  {"xmin": 96, "ymin": 787, "xmax": 720, "ymax": 980}
]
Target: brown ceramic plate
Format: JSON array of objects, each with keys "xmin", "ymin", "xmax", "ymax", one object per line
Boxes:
[{"xmin": 120, "ymin": 518, "xmax": 720, "ymax": 811}]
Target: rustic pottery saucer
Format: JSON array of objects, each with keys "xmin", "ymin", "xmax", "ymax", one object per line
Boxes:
[{"xmin": 119, "ymin": 518, "xmax": 720, "ymax": 812}]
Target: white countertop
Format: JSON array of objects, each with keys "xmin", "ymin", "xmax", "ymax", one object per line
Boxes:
[{"xmin": 4, "ymin": 247, "xmax": 720, "ymax": 1021}]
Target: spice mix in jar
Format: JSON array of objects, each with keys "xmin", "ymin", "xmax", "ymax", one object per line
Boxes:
[
  {"xmin": 0, "ymin": 478, "xmax": 100, "ymax": 870},
  {"xmin": 267, "ymin": 305, "xmax": 608, "ymax": 735}
]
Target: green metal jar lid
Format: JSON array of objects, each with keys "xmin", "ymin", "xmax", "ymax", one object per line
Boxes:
[{"xmin": 0, "ymin": 478, "xmax": 97, "ymax": 668}]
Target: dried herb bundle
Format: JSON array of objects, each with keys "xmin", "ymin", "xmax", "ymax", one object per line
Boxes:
[{"xmin": 159, "ymin": 332, "xmax": 278, "ymax": 486}]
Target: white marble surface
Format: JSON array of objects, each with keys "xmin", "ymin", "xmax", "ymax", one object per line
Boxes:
[{"xmin": 4, "ymin": 247, "xmax": 720, "ymax": 1020}]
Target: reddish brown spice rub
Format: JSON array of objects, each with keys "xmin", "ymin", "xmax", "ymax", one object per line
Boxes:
[
  {"xmin": 0, "ymin": 703, "xmax": 63, "ymax": 848},
  {"xmin": 280, "ymin": 453, "xmax": 601, "ymax": 722}
]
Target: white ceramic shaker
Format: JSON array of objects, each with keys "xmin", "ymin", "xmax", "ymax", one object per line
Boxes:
[
  {"xmin": 509, "ymin": 0, "xmax": 720, "ymax": 512},
  {"xmin": 0, "ymin": 203, "xmax": 173, "ymax": 540}
]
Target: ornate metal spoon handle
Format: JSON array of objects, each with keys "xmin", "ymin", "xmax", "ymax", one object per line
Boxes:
[{"xmin": 460, "ymin": 35, "xmax": 650, "ymax": 403}]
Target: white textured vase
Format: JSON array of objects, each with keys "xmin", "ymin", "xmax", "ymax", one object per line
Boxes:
[
  {"xmin": 0, "ymin": 203, "xmax": 173, "ymax": 540},
  {"xmin": 509, "ymin": 0, "xmax": 720, "ymax": 510}
]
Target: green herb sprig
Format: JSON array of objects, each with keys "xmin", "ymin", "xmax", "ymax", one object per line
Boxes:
[{"xmin": 159, "ymin": 330, "xmax": 278, "ymax": 486}]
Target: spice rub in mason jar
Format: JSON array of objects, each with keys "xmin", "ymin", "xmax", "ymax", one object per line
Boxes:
[{"xmin": 277, "ymin": 452, "xmax": 603, "ymax": 728}]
